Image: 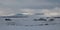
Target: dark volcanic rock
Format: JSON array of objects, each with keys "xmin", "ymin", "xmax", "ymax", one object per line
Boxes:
[{"xmin": 5, "ymin": 19, "xmax": 11, "ymax": 21}]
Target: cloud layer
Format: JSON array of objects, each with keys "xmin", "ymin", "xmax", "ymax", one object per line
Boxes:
[{"xmin": 0, "ymin": 0, "xmax": 59, "ymax": 16}]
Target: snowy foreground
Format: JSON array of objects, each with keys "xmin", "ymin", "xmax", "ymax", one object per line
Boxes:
[
  {"xmin": 0, "ymin": 15, "xmax": 60, "ymax": 30},
  {"xmin": 0, "ymin": 25, "xmax": 60, "ymax": 30}
]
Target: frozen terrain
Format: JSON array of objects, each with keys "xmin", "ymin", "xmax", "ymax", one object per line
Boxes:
[{"xmin": 0, "ymin": 15, "xmax": 60, "ymax": 30}]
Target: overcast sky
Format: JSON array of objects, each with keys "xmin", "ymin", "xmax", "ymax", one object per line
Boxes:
[{"xmin": 0, "ymin": 0, "xmax": 60, "ymax": 16}]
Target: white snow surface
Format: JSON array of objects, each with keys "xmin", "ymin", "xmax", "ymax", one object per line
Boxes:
[{"xmin": 0, "ymin": 15, "xmax": 60, "ymax": 30}]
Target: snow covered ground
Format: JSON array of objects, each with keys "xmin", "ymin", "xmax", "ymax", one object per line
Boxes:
[
  {"xmin": 0, "ymin": 25, "xmax": 60, "ymax": 30},
  {"xmin": 0, "ymin": 15, "xmax": 60, "ymax": 30}
]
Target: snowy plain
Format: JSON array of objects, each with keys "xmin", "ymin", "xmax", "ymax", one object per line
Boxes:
[{"xmin": 0, "ymin": 15, "xmax": 60, "ymax": 30}]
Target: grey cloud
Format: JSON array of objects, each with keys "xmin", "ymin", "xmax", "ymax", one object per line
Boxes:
[
  {"xmin": 0, "ymin": 0, "xmax": 59, "ymax": 16},
  {"xmin": 47, "ymin": 0, "xmax": 60, "ymax": 3},
  {"xmin": 0, "ymin": 0, "xmax": 59, "ymax": 9}
]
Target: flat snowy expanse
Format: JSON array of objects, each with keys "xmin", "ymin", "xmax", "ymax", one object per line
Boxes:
[
  {"xmin": 0, "ymin": 15, "xmax": 60, "ymax": 30},
  {"xmin": 0, "ymin": 24, "xmax": 60, "ymax": 30}
]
